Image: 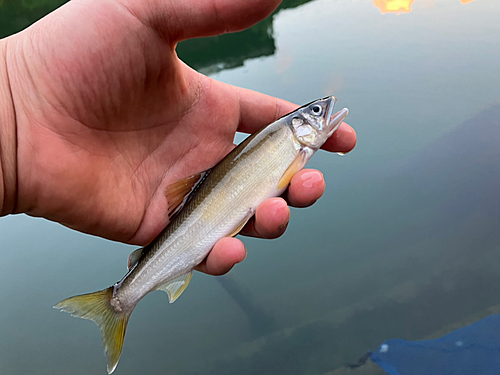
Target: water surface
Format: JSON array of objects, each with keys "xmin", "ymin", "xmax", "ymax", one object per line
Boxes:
[{"xmin": 1, "ymin": 0, "xmax": 500, "ymax": 374}]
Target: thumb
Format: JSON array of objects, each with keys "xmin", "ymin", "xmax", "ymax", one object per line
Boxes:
[{"xmin": 123, "ymin": 0, "xmax": 282, "ymax": 42}]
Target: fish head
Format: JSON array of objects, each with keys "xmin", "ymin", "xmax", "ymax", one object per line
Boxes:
[{"xmin": 289, "ymin": 96, "xmax": 349, "ymax": 150}]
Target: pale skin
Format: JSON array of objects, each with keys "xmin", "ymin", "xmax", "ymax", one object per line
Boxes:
[{"xmin": 0, "ymin": 0, "xmax": 356, "ymax": 276}]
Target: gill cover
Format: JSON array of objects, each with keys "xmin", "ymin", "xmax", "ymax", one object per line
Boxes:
[{"xmin": 289, "ymin": 96, "xmax": 349, "ymax": 150}]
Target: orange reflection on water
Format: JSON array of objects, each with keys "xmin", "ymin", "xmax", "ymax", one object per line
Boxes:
[
  {"xmin": 374, "ymin": 0, "xmax": 416, "ymax": 14},
  {"xmin": 375, "ymin": 0, "xmax": 477, "ymax": 14}
]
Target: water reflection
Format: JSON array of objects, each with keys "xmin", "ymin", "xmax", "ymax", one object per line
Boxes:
[
  {"xmin": 176, "ymin": 0, "xmax": 313, "ymax": 74},
  {"xmin": 0, "ymin": 0, "xmax": 315, "ymax": 74},
  {"xmin": 374, "ymin": 0, "xmax": 415, "ymax": 14},
  {"xmin": 217, "ymin": 275, "xmax": 277, "ymax": 338},
  {"xmin": 374, "ymin": 0, "xmax": 477, "ymax": 13},
  {"xmin": 0, "ymin": 0, "xmax": 67, "ymax": 38},
  {"xmin": 176, "ymin": 17, "xmax": 275, "ymax": 75},
  {"xmin": 1, "ymin": 0, "xmax": 482, "ymax": 79}
]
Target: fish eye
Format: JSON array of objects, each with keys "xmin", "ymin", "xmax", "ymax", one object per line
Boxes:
[{"xmin": 311, "ymin": 105, "xmax": 322, "ymax": 116}]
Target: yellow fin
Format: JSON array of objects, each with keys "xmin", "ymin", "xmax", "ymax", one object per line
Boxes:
[
  {"xmin": 127, "ymin": 247, "xmax": 143, "ymax": 270},
  {"xmin": 54, "ymin": 287, "xmax": 131, "ymax": 374},
  {"xmin": 156, "ymin": 271, "xmax": 193, "ymax": 303},
  {"xmin": 277, "ymin": 151, "xmax": 307, "ymax": 190},
  {"xmin": 165, "ymin": 170, "xmax": 211, "ymax": 218},
  {"xmin": 228, "ymin": 214, "xmax": 252, "ymax": 238}
]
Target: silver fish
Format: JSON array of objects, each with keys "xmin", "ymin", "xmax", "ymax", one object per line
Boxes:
[{"xmin": 55, "ymin": 97, "xmax": 349, "ymax": 373}]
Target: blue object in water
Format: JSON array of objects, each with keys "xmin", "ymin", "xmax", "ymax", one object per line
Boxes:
[{"xmin": 371, "ymin": 314, "xmax": 500, "ymax": 375}]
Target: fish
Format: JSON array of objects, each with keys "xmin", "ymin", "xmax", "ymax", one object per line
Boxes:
[{"xmin": 54, "ymin": 96, "xmax": 349, "ymax": 373}]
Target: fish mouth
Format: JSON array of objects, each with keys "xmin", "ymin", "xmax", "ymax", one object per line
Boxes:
[{"xmin": 324, "ymin": 96, "xmax": 349, "ymax": 136}]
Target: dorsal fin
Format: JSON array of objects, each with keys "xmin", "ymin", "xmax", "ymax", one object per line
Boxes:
[
  {"xmin": 165, "ymin": 169, "xmax": 211, "ymax": 218},
  {"xmin": 127, "ymin": 248, "xmax": 144, "ymax": 270}
]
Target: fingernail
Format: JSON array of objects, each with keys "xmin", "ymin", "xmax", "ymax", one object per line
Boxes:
[
  {"xmin": 269, "ymin": 197, "xmax": 287, "ymax": 208},
  {"xmin": 298, "ymin": 170, "xmax": 323, "ymax": 189}
]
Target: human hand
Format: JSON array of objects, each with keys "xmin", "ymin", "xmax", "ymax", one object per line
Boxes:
[{"xmin": 0, "ymin": 0, "xmax": 356, "ymax": 275}]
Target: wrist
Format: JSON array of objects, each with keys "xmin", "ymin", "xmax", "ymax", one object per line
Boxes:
[{"xmin": 0, "ymin": 38, "xmax": 18, "ymax": 216}]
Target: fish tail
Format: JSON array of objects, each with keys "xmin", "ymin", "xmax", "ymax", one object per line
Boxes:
[{"xmin": 54, "ymin": 287, "xmax": 131, "ymax": 374}]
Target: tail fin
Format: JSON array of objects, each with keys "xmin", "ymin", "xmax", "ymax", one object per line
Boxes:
[{"xmin": 54, "ymin": 287, "xmax": 131, "ymax": 374}]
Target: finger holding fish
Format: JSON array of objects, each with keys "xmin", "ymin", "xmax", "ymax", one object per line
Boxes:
[
  {"xmin": 322, "ymin": 122, "xmax": 357, "ymax": 154},
  {"xmin": 284, "ymin": 169, "xmax": 326, "ymax": 208},
  {"xmin": 240, "ymin": 197, "xmax": 290, "ymax": 239},
  {"xmin": 195, "ymin": 237, "xmax": 247, "ymax": 276}
]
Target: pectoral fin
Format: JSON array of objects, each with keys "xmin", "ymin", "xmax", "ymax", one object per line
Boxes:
[
  {"xmin": 277, "ymin": 151, "xmax": 307, "ymax": 190},
  {"xmin": 156, "ymin": 271, "xmax": 193, "ymax": 303},
  {"xmin": 165, "ymin": 169, "xmax": 211, "ymax": 218},
  {"xmin": 127, "ymin": 248, "xmax": 143, "ymax": 270}
]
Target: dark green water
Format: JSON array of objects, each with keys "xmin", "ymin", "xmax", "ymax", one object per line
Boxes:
[{"xmin": 1, "ymin": 0, "xmax": 500, "ymax": 374}]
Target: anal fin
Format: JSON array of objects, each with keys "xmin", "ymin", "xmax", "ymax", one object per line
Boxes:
[{"xmin": 156, "ymin": 271, "xmax": 193, "ymax": 303}]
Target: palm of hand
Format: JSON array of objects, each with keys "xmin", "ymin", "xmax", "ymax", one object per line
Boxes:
[{"xmin": 12, "ymin": 1, "xmax": 248, "ymax": 244}]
